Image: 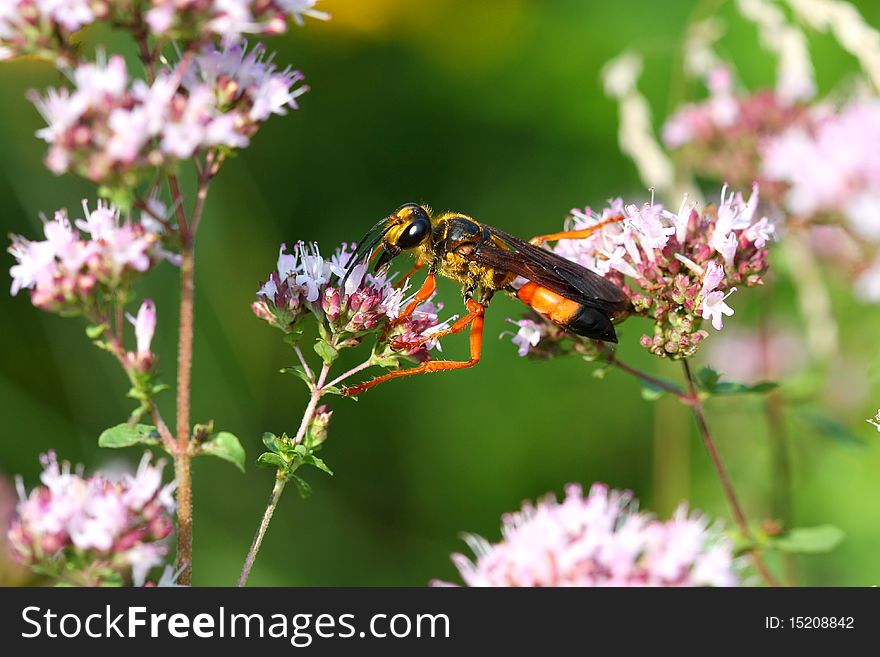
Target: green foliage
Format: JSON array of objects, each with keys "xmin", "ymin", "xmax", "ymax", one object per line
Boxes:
[
  {"xmin": 795, "ymin": 408, "xmax": 867, "ymax": 447},
  {"xmin": 197, "ymin": 431, "xmax": 246, "ymax": 472},
  {"xmin": 98, "ymin": 423, "xmax": 161, "ymax": 449},
  {"xmin": 257, "ymin": 429, "xmax": 333, "ymax": 487},
  {"xmin": 694, "ymin": 366, "xmax": 778, "ymax": 396},
  {"xmin": 313, "ymin": 339, "xmax": 339, "ymax": 365},
  {"xmin": 771, "ymin": 526, "xmax": 846, "ymax": 555}
]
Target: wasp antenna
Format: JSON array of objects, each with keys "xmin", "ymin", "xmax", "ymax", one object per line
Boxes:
[{"xmin": 341, "ymin": 216, "xmax": 395, "ymax": 288}]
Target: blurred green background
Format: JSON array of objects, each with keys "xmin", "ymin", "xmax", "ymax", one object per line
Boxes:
[{"xmin": 1, "ymin": 0, "xmax": 879, "ymax": 586}]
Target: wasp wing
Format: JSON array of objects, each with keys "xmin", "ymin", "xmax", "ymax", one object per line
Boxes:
[{"xmin": 472, "ymin": 225, "xmax": 630, "ymax": 313}]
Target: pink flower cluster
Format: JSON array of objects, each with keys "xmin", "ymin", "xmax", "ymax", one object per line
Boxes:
[
  {"xmin": 761, "ymin": 98, "xmax": 880, "ymax": 301},
  {"xmin": 663, "ymin": 65, "xmax": 880, "ymax": 303},
  {"xmin": 663, "ymin": 68, "xmax": 806, "ymax": 195},
  {"xmin": 434, "ymin": 483, "xmax": 739, "ymax": 587},
  {"xmin": 9, "ymin": 452, "xmax": 176, "ymax": 586},
  {"xmin": 29, "ymin": 41, "xmax": 306, "ymax": 184},
  {"xmin": 9, "ymin": 199, "xmax": 174, "ymax": 315},
  {"xmin": 146, "ymin": 0, "xmax": 328, "ymax": 41},
  {"xmin": 508, "ymin": 185, "xmax": 771, "ymax": 359},
  {"xmin": 0, "ymin": 0, "xmax": 106, "ymax": 63},
  {"xmin": 253, "ymin": 242, "xmax": 452, "ymax": 361}
]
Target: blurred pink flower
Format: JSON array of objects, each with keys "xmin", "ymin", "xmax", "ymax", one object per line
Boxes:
[
  {"xmin": 9, "ymin": 452, "xmax": 175, "ymax": 586},
  {"xmin": 703, "ymin": 325, "xmax": 805, "ymax": 384},
  {"xmin": 434, "ymin": 483, "xmax": 739, "ymax": 587},
  {"xmin": 146, "ymin": 0, "xmax": 328, "ymax": 40},
  {"xmin": 0, "ymin": 0, "xmax": 105, "ymax": 63}
]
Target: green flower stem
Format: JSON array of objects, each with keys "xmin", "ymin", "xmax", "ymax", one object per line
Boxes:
[
  {"xmin": 681, "ymin": 359, "xmax": 779, "ymax": 587},
  {"xmin": 294, "ymin": 361, "xmax": 331, "ymax": 444},
  {"xmin": 237, "ymin": 359, "xmax": 332, "ymax": 586},
  {"xmin": 237, "ymin": 472, "xmax": 288, "ymax": 587}
]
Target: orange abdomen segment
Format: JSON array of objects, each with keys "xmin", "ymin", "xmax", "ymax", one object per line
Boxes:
[{"xmin": 516, "ymin": 281, "xmax": 583, "ymax": 325}]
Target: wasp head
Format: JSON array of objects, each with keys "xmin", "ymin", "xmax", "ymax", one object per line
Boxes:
[{"xmin": 342, "ymin": 203, "xmax": 432, "ymax": 286}]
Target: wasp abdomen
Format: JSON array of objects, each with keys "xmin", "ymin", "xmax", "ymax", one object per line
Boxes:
[{"xmin": 516, "ymin": 281, "xmax": 617, "ymax": 343}]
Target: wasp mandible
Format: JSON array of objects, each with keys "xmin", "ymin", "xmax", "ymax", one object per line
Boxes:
[{"xmin": 341, "ymin": 203, "xmax": 631, "ymax": 395}]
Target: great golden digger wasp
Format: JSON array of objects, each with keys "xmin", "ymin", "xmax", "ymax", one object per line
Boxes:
[{"xmin": 341, "ymin": 203, "xmax": 631, "ymax": 395}]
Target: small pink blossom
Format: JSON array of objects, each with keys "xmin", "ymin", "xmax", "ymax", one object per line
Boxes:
[{"xmin": 505, "ymin": 318, "xmax": 545, "ymax": 357}]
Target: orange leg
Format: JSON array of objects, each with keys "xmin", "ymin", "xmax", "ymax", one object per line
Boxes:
[
  {"xmin": 393, "ymin": 271, "xmax": 436, "ymax": 326},
  {"xmin": 394, "ymin": 258, "xmax": 424, "ymax": 289},
  {"xmin": 344, "ymin": 301, "xmax": 484, "ymax": 396},
  {"xmin": 391, "ymin": 298, "xmax": 482, "ymax": 351},
  {"xmin": 529, "ymin": 215, "xmax": 624, "ymax": 247}
]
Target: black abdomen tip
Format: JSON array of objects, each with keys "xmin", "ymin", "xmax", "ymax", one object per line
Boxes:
[{"xmin": 568, "ymin": 306, "xmax": 618, "ymax": 343}]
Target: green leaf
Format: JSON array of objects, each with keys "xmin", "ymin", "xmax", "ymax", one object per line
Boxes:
[
  {"xmin": 283, "ymin": 330, "xmax": 305, "ymax": 348},
  {"xmin": 98, "ymin": 423, "xmax": 161, "ymax": 448},
  {"xmin": 198, "ymin": 432, "xmax": 246, "ymax": 473},
  {"xmin": 262, "ymin": 432, "xmax": 280, "ymax": 452},
  {"xmin": 319, "ymin": 385, "xmax": 344, "ymax": 397},
  {"xmin": 257, "ymin": 452, "xmax": 287, "ymax": 470},
  {"xmin": 709, "ymin": 380, "xmax": 778, "ymax": 395},
  {"xmin": 371, "ymin": 353, "xmax": 400, "ymax": 368},
  {"xmin": 695, "ymin": 366, "xmax": 778, "ymax": 396},
  {"xmin": 280, "ymin": 366, "xmax": 314, "ymax": 387},
  {"xmin": 313, "ymin": 340, "xmax": 339, "ymax": 365},
  {"xmin": 86, "ymin": 323, "xmax": 108, "ymax": 339},
  {"xmin": 797, "ymin": 408, "xmax": 867, "ymax": 447},
  {"xmin": 696, "ymin": 366, "xmax": 721, "ymax": 390},
  {"xmin": 291, "ymin": 474, "xmax": 312, "ymax": 499},
  {"xmin": 772, "ymin": 525, "xmax": 845, "ymax": 554},
  {"xmin": 303, "ymin": 454, "xmax": 333, "ymax": 476}
]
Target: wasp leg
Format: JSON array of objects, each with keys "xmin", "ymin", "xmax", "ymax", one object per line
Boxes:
[
  {"xmin": 529, "ymin": 215, "xmax": 624, "ymax": 247},
  {"xmin": 392, "ymin": 271, "xmax": 436, "ymax": 326},
  {"xmin": 390, "ymin": 298, "xmax": 481, "ymax": 351},
  {"xmin": 394, "ymin": 258, "xmax": 424, "ymax": 289},
  {"xmin": 343, "ymin": 301, "xmax": 484, "ymax": 396}
]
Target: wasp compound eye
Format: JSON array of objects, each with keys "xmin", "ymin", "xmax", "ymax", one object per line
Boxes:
[{"xmin": 396, "ymin": 215, "xmax": 431, "ymax": 249}]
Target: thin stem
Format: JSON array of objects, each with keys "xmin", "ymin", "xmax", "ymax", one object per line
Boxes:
[
  {"xmin": 149, "ymin": 401, "xmax": 176, "ymax": 451},
  {"xmin": 237, "ymin": 473, "xmax": 287, "ymax": 587},
  {"xmin": 294, "ymin": 345, "xmax": 314, "ymax": 383},
  {"xmin": 189, "ymin": 151, "xmax": 214, "ymax": 235},
  {"xmin": 174, "ymin": 240, "xmax": 195, "ymax": 585},
  {"xmin": 324, "ymin": 358, "xmax": 373, "ymax": 391},
  {"xmin": 682, "ymin": 359, "xmax": 779, "ymax": 587},
  {"xmin": 169, "ymin": 152, "xmax": 213, "ymax": 585},
  {"xmin": 237, "ymin": 360, "xmax": 331, "ymax": 586},
  {"xmin": 293, "ymin": 362, "xmax": 331, "ymax": 444},
  {"xmin": 168, "ymin": 175, "xmax": 190, "ymax": 236},
  {"xmin": 174, "ymin": 451, "xmax": 192, "ymax": 582},
  {"xmin": 609, "ymin": 354, "xmax": 695, "ymax": 402}
]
